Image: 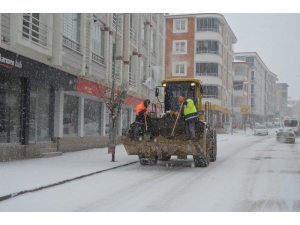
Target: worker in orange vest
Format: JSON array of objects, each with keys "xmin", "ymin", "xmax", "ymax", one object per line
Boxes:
[{"xmin": 134, "ymin": 99, "xmax": 151, "ymax": 141}]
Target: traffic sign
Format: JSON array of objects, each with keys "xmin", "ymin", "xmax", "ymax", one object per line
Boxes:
[{"xmin": 240, "ymin": 105, "xmax": 250, "ymax": 114}]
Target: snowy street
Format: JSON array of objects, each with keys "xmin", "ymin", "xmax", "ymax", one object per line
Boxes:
[{"xmin": 0, "ymin": 128, "xmax": 300, "ymax": 212}]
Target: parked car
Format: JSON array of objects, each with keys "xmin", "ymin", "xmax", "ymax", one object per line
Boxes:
[
  {"xmin": 266, "ymin": 122, "xmax": 274, "ymax": 128},
  {"xmin": 254, "ymin": 125, "xmax": 268, "ymax": 136},
  {"xmin": 276, "ymin": 128, "xmax": 295, "ymax": 143}
]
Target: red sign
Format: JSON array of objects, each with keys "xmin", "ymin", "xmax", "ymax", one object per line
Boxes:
[{"xmin": 77, "ymin": 78, "xmax": 143, "ymax": 107}]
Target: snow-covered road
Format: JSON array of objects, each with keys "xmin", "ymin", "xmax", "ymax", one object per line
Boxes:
[{"xmin": 1, "ymin": 129, "xmax": 300, "ymax": 212}]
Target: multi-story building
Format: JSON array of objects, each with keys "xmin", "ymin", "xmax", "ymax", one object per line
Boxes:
[
  {"xmin": 234, "ymin": 52, "xmax": 277, "ymax": 124},
  {"xmin": 165, "ymin": 13, "xmax": 237, "ymax": 127},
  {"xmin": 0, "ymin": 13, "xmax": 165, "ymax": 161},
  {"xmin": 287, "ymin": 100, "xmax": 300, "ymax": 118},
  {"xmin": 275, "ymin": 85, "xmax": 282, "ymax": 118},
  {"xmin": 276, "ymin": 83, "xmax": 289, "ymax": 118},
  {"xmin": 232, "ymin": 60, "xmax": 251, "ymax": 129}
]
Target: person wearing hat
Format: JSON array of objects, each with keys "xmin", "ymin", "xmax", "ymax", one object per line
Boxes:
[
  {"xmin": 133, "ymin": 99, "xmax": 152, "ymax": 140},
  {"xmin": 178, "ymin": 95, "xmax": 198, "ymax": 141}
]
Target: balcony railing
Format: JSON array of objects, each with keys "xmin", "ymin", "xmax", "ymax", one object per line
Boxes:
[
  {"xmin": 112, "ymin": 14, "xmax": 122, "ymax": 33},
  {"xmin": 129, "ymin": 72, "xmax": 136, "ymax": 87},
  {"xmin": 63, "ymin": 36, "xmax": 81, "ymax": 52},
  {"xmin": 151, "ymin": 48, "xmax": 156, "ymax": 56},
  {"xmin": 142, "ymin": 39, "xmax": 148, "ymax": 48},
  {"xmin": 92, "ymin": 52, "xmax": 105, "ymax": 66},
  {"xmin": 195, "ymin": 73, "xmax": 220, "ymax": 77},
  {"xmin": 112, "ymin": 63, "xmax": 120, "ymax": 81},
  {"xmin": 130, "ymin": 28, "xmax": 137, "ymax": 45},
  {"xmin": 22, "ymin": 13, "xmax": 47, "ymax": 46}
]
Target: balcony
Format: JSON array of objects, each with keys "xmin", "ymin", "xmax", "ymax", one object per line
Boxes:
[
  {"xmin": 22, "ymin": 13, "xmax": 47, "ymax": 46},
  {"xmin": 112, "ymin": 14, "xmax": 122, "ymax": 33},
  {"xmin": 63, "ymin": 36, "xmax": 81, "ymax": 52},
  {"xmin": 142, "ymin": 39, "xmax": 148, "ymax": 48},
  {"xmin": 129, "ymin": 72, "xmax": 136, "ymax": 87},
  {"xmin": 92, "ymin": 52, "xmax": 105, "ymax": 66},
  {"xmin": 130, "ymin": 28, "xmax": 137, "ymax": 45}
]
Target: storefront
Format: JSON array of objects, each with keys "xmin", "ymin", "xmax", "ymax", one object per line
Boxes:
[{"xmin": 0, "ymin": 48, "xmax": 76, "ymax": 147}]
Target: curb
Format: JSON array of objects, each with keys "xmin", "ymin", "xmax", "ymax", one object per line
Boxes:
[{"xmin": 0, "ymin": 161, "xmax": 138, "ymax": 203}]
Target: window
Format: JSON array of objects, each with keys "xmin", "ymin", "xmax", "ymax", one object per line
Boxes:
[
  {"xmin": 141, "ymin": 18, "xmax": 147, "ymax": 47},
  {"xmin": 196, "ymin": 40, "xmax": 221, "ymax": 55},
  {"xmin": 63, "ymin": 95, "xmax": 79, "ymax": 136},
  {"xmin": 202, "ymin": 85, "xmax": 220, "ymax": 99},
  {"xmin": 84, "ymin": 99, "xmax": 102, "ymax": 136},
  {"xmin": 92, "ymin": 22, "xmax": 105, "ymax": 65},
  {"xmin": 22, "ymin": 13, "xmax": 47, "ymax": 46},
  {"xmin": 0, "ymin": 75, "xmax": 21, "ymax": 143},
  {"xmin": 174, "ymin": 19, "xmax": 186, "ymax": 32},
  {"xmin": 195, "ymin": 63, "xmax": 220, "ymax": 77},
  {"xmin": 197, "ymin": 18, "xmax": 221, "ymax": 33},
  {"xmin": 173, "ymin": 40, "xmax": 187, "ymax": 54},
  {"xmin": 233, "ymin": 81, "xmax": 244, "ymax": 90},
  {"xmin": 63, "ymin": 13, "xmax": 81, "ymax": 52},
  {"xmin": 140, "ymin": 58, "xmax": 146, "ymax": 83},
  {"xmin": 151, "ymin": 29, "xmax": 156, "ymax": 55},
  {"xmin": 173, "ymin": 63, "xmax": 186, "ymax": 76}
]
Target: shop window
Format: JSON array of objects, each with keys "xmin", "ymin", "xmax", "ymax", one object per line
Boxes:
[
  {"xmin": 84, "ymin": 99, "xmax": 102, "ymax": 136},
  {"xmin": 63, "ymin": 95, "xmax": 79, "ymax": 136},
  {"xmin": 0, "ymin": 75, "xmax": 21, "ymax": 143}
]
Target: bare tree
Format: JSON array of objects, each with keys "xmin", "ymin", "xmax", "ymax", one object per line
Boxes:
[{"xmin": 89, "ymin": 75, "xmax": 128, "ymax": 162}]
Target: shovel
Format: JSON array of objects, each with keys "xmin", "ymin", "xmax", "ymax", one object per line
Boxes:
[
  {"xmin": 169, "ymin": 102, "xmax": 184, "ymax": 139},
  {"xmin": 143, "ymin": 114, "xmax": 151, "ymax": 141}
]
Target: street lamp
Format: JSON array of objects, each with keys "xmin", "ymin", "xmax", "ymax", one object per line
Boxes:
[{"xmin": 230, "ymin": 81, "xmax": 250, "ymax": 135}]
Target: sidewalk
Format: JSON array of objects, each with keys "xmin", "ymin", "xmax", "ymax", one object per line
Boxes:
[{"xmin": 0, "ymin": 130, "xmax": 255, "ymax": 201}]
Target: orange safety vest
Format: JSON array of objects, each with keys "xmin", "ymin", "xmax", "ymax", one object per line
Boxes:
[{"xmin": 136, "ymin": 101, "xmax": 149, "ymax": 116}]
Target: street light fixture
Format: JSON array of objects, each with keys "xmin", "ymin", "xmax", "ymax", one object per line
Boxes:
[{"xmin": 230, "ymin": 81, "xmax": 250, "ymax": 135}]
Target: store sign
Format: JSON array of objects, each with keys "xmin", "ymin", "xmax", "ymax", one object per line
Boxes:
[
  {"xmin": 240, "ymin": 105, "xmax": 250, "ymax": 114},
  {"xmin": 0, "ymin": 54, "xmax": 22, "ymax": 69}
]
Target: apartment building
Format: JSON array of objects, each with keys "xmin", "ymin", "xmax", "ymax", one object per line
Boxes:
[
  {"xmin": 232, "ymin": 60, "xmax": 251, "ymax": 129},
  {"xmin": 0, "ymin": 13, "xmax": 165, "ymax": 161},
  {"xmin": 165, "ymin": 13, "xmax": 237, "ymax": 127},
  {"xmin": 234, "ymin": 52, "xmax": 277, "ymax": 124},
  {"xmin": 287, "ymin": 100, "xmax": 300, "ymax": 118},
  {"xmin": 276, "ymin": 83, "xmax": 289, "ymax": 119}
]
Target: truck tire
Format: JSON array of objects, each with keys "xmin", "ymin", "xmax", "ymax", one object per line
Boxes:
[
  {"xmin": 138, "ymin": 155, "xmax": 158, "ymax": 166},
  {"xmin": 193, "ymin": 155, "xmax": 209, "ymax": 167}
]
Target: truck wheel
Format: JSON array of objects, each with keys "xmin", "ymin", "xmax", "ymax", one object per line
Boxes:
[
  {"xmin": 158, "ymin": 156, "xmax": 171, "ymax": 161},
  {"xmin": 193, "ymin": 155, "xmax": 209, "ymax": 167},
  {"xmin": 149, "ymin": 156, "xmax": 158, "ymax": 165},
  {"xmin": 138, "ymin": 155, "xmax": 147, "ymax": 165}
]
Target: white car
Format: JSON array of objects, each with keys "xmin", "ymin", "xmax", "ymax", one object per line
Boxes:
[
  {"xmin": 276, "ymin": 128, "xmax": 295, "ymax": 143},
  {"xmin": 254, "ymin": 125, "xmax": 268, "ymax": 136}
]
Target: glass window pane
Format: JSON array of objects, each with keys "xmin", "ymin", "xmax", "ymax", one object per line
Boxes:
[
  {"xmin": 84, "ymin": 99, "xmax": 102, "ymax": 136},
  {"xmin": 63, "ymin": 95, "xmax": 79, "ymax": 136},
  {"xmin": 0, "ymin": 75, "xmax": 21, "ymax": 143}
]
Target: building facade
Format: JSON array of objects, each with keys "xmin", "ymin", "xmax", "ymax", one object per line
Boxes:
[
  {"xmin": 276, "ymin": 83, "xmax": 289, "ymax": 119},
  {"xmin": 0, "ymin": 13, "xmax": 165, "ymax": 161},
  {"xmin": 234, "ymin": 52, "xmax": 277, "ymax": 124},
  {"xmin": 164, "ymin": 13, "xmax": 237, "ymax": 128},
  {"xmin": 232, "ymin": 60, "xmax": 251, "ymax": 129}
]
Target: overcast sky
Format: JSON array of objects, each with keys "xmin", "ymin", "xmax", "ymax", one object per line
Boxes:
[{"xmin": 222, "ymin": 13, "xmax": 300, "ymax": 100}]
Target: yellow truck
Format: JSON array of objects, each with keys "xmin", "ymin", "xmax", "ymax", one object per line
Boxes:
[{"xmin": 121, "ymin": 78, "xmax": 217, "ymax": 167}]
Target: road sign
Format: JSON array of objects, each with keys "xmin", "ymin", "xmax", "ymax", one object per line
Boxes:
[{"xmin": 240, "ymin": 105, "xmax": 250, "ymax": 114}]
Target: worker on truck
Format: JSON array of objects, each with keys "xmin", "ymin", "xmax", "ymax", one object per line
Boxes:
[
  {"xmin": 178, "ymin": 95, "xmax": 199, "ymax": 141},
  {"xmin": 134, "ymin": 99, "xmax": 152, "ymax": 140}
]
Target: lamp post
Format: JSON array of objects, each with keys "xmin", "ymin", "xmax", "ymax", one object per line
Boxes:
[{"xmin": 230, "ymin": 81, "xmax": 250, "ymax": 135}]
